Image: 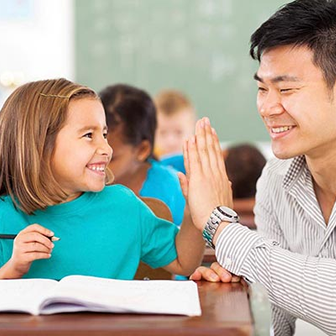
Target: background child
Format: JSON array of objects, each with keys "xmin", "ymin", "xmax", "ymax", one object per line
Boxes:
[
  {"xmin": 224, "ymin": 143, "xmax": 266, "ymax": 199},
  {"xmin": 223, "ymin": 143, "xmax": 267, "ymax": 229},
  {"xmin": 99, "ymin": 84, "xmax": 185, "ymax": 226},
  {"xmin": 0, "ymin": 78, "xmax": 204, "ymax": 280},
  {"xmin": 154, "ymin": 90, "xmax": 196, "ymax": 173}
]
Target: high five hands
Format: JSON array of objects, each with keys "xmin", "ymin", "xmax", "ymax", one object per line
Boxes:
[
  {"xmin": 178, "ymin": 117, "xmax": 233, "ymax": 231},
  {"xmin": 178, "ymin": 117, "xmax": 241, "ymax": 283}
]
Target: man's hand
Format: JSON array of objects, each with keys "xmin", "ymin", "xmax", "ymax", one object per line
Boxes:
[
  {"xmin": 190, "ymin": 262, "xmax": 241, "ymax": 282},
  {"xmin": 178, "ymin": 117, "xmax": 233, "ymax": 231}
]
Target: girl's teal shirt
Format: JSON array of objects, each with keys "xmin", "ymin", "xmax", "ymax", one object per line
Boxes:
[{"xmin": 0, "ymin": 185, "xmax": 178, "ymax": 280}]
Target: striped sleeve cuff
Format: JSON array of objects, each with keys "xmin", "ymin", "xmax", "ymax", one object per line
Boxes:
[{"xmin": 215, "ymin": 223, "xmax": 264, "ymax": 277}]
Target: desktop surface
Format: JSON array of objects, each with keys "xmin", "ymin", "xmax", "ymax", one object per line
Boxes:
[{"xmin": 0, "ymin": 281, "xmax": 252, "ymax": 336}]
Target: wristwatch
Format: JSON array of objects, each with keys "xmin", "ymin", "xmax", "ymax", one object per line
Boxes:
[{"xmin": 202, "ymin": 206, "xmax": 240, "ymax": 249}]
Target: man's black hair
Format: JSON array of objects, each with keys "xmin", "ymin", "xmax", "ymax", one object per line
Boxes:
[{"xmin": 250, "ymin": 0, "xmax": 336, "ymax": 88}]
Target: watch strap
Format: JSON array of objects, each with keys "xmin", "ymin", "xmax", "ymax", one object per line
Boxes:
[{"xmin": 202, "ymin": 206, "xmax": 239, "ymax": 249}]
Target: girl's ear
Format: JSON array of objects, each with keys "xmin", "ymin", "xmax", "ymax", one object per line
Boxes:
[{"xmin": 137, "ymin": 140, "xmax": 152, "ymax": 162}]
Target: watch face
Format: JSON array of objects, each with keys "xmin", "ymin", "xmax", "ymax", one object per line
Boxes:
[{"xmin": 217, "ymin": 206, "xmax": 239, "ymax": 222}]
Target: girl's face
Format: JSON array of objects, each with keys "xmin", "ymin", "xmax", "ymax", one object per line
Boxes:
[{"xmin": 51, "ymin": 98, "xmax": 112, "ymax": 201}]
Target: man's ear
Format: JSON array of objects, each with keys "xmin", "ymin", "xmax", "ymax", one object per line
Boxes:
[{"xmin": 137, "ymin": 140, "xmax": 152, "ymax": 162}]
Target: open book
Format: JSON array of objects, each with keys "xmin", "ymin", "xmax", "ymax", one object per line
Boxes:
[{"xmin": 0, "ymin": 275, "xmax": 201, "ymax": 316}]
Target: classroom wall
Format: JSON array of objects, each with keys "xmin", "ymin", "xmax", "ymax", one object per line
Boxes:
[
  {"xmin": 0, "ymin": 0, "xmax": 74, "ymax": 106},
  {"xmin": 75, "ymin": 0, "xmax": 288, "ymax": 142},
  {"xmin": 0, "ymin": 0, "xmax": 288, "ymax": 143}
]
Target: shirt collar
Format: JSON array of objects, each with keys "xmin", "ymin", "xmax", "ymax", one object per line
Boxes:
[{"xmin": 282, "ymin": 156, "xmax": 309, "ymax": 190}]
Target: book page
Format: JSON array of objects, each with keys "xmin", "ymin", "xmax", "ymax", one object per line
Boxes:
[
  {"xmin": 0, "ymin": 279, "xmax": 57, "ymax": 315},
  {"xmin": 41, "ymin": 275, "xmax": 201, "ymax": 316}
]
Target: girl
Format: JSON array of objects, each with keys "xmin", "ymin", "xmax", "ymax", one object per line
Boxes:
[
  {"xmin": 0, "ymin": 78, "xmax": 204, "ymax": 280},
  {"xmin": 99, "ymin": 84, "xmax": 185, "ymax": 226}
]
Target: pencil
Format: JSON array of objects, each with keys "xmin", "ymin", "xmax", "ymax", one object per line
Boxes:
[{"xmin": 0, "ymin": 234, "xmax": 60, "ymax": 241}]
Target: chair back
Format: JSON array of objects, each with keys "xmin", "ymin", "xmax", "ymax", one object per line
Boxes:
[{"xmin": 141, "ymin": 197, "xmax": 173, "ymax": 222}]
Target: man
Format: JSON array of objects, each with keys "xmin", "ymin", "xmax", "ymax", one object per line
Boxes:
[{"xmin": 182, "ymin": 0, "xmax": 336, "ymax": 335}]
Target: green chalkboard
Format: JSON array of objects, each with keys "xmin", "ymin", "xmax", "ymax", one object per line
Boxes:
[{"xmin": 75, "ymin": 0, "xmax": 287, "ymax": 142}]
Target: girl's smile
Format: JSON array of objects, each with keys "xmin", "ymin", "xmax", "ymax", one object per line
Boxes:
[{"xmin": 51, "ymin": 98, "xmax": 112, "ymax": 201}]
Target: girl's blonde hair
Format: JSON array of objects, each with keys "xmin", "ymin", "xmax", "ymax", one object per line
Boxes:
[{"xmin": 0, "ymin": 78, "xmax": 113, "ymax": 214}]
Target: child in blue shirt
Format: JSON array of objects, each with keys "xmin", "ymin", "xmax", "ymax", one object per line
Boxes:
[
  {"xmin": 154, "ymin": 89, "xmax": 195, "ymax": 174},
  {"xmin": 0, "ymin": 78, "xmax": 204, "ymax": 280},
  {"xmin": 99, "ymin": 84, "xmax": 185, "ymax": 226}
]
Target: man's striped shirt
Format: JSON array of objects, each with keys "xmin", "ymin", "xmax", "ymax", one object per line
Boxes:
[{"xmin": 215, "ymin": 156, "xmax": 336, "ymax": 335}]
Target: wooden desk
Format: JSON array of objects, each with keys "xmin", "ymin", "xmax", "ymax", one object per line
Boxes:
[{"xmin": 0, "ymin": 281, "xmax": 253, "ymax": 336}]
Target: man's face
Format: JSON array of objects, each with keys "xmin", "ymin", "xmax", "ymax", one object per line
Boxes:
[{"xmin": 256, "ymin": 45, "xmax": 336, "ymax": 160}]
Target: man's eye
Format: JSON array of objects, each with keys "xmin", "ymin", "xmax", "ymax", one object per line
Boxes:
[
  {"xmin": 280, "ymin": 88, "xmax": 293, "ymax": 93},
  {"xmin": 257, "ymin": 87, "xmax": 267, "ymax": 92},
  {"xmin": 84, "ymin": 133, "xmax": 93, "ymax": 139}
]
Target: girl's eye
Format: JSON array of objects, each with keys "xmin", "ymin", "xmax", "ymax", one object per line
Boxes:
[
  {"xmin": 84, "ymin": 133, "xmax": 93, "ymax": 139},
  {"xmin": 103, "ymin": 133, "xmax": 108, "ymax": 139}
]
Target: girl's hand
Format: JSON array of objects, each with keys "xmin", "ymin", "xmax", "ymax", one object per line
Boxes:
[{"xmin": 7, "ymin": 224, "xmax": 54, "ymax": 278}]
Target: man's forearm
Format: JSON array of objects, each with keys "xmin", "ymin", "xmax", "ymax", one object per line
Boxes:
[{"xmin": 215, "ymin": 223, "xmax": 336, "ymax": 335}]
